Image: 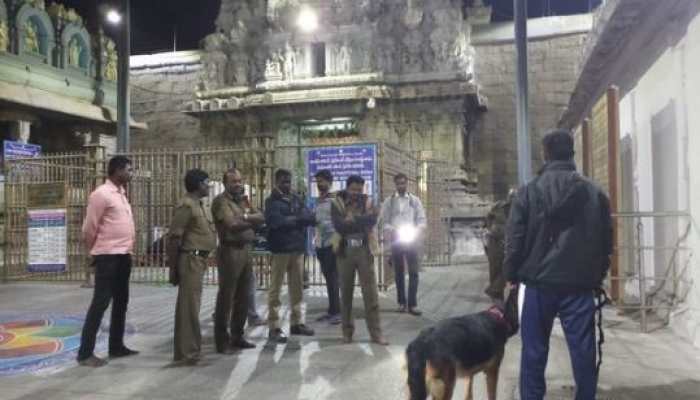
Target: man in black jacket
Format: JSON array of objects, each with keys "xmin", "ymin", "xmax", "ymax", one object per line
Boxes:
[
  {"xmin": 505, "ymin": 130, "xmax": 613, "ymax": 400},
  {"xmin": 264, "ymin": 169, "xmax": 316, "ymax": 343}
]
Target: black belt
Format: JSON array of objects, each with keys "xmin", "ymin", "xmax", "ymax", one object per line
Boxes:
[{"xmin": 182, "ymin": 250, "xmax": 210, "ymax": 258}]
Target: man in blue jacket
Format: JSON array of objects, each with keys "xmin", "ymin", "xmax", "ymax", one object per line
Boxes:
[
  {"xmin": 505, "ymin": 130, "xmax": 613, "ymax": 400},
  {"xmin": 264, "ymin": 169, "xmax": 316, "ymax": 343}
]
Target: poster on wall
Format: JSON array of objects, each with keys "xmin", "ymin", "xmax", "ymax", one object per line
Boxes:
[
  {"xmin": 306, "ymin": 144, "xmax": 378, "ymax": 199},
  {"xmin": 305, "ymin": 144, "xmax": 378, "ymax": 254},
  {"xmin": 2, "ymin": 140, "xmax": 41, "ymax": 167},
  {"xmin": 2, "ymin": 140, "xmax": 42, "ymax": 179},
  {"xmin": 27, "ymin": 209, "xmax": 67, "ymax": 273}
]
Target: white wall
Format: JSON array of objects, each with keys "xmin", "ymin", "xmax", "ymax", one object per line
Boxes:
[{"xmin": 618, "ymin": 12, "xmax": 700, "ymax": 346}]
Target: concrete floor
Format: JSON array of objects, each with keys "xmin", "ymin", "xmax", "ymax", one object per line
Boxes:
[{"xmin": 1, "ymin": 264, "xmax": 700, "ymax": 399}]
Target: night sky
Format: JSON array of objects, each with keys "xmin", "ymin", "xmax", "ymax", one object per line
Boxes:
[{"xmin": 59, "ymin": 0, "xmax": 602, "ymax": 55}]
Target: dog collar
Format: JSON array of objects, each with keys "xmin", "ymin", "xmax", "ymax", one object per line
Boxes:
[{"xmin": 486, "ymin": 306, "xmax": 512, "ymax": 333}]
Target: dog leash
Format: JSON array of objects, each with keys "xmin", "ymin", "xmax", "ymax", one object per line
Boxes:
[{"xmin": 594, "ymin": 287, "xmax": 610, "ymax": 378}]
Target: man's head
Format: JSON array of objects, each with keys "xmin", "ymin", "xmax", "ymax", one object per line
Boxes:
[
  {"xmin": 275, "ymin": 169, "xmax": 292, "ymax": 195},
  {"xmin": 346, "ymin": 175, "xmax": 365, "ymax": 201},
  {"xmin": 107, "ymin": 156, "xmax": 132, "ymax": 186},
  {"xmin": 315, "ymin": 169, "xmax": 333, "ymax": 195},
  {"xmin": 184, "ymin": 169, "xmax": 210, "ymax": 198},
  {"xmin": 394, "ymin": 173, "xmax": 408, "ymax": 195},
  {"xmin": 541, "ymin": 129, "xmax": 575, "ymax": 162},
  {"xmin": 223, "ymin": 168, "xmax": 244, "ymax": 199}
]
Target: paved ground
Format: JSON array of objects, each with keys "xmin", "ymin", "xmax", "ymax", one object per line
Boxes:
[{"xmin": 1, "ymin": 263, "xmax": 700, "ymax": 399}]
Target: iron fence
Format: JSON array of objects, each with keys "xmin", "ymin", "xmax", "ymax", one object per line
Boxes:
[{"xmin": 611, "ymin": 211, "xmax": 693, "ymax": 332}]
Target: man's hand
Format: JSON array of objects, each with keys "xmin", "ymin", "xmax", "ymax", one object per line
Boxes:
[
  {"xmin": 247, "ymin": 212, "xmax": 265, "ymax": 225},
  {"xmin": 507, "ymin": 281, "xmax": 518, "ymax": 290}
]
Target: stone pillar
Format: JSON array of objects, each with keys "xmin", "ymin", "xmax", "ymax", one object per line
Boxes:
[{"xmin": 9, "ymin": 120, "xmax": 32, "ymax": 143}]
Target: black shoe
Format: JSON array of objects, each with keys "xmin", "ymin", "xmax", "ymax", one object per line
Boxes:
[
  {"xmin": 78, "ymin": 355, "xmax": 108, "ymax": 367},
  {"xmin": 231, "ymin": 338, "xmax": 256, "ymax": 349},
  {"xmin": 408, "ymin": 308, "xmax": 422, "ymax": 316},
  {"xmin": 174, "ymin": 357, "xmax": 200, "ymax": 366},
  {"xmin": 216, "ymin": 346, "xmax": 236, "ymax": 355},
  {"xmin": 371, "ymin": 336, "xmax": 390, "ymax": 346},
  {"xmin": 109, "ymin": 347, "xmax": 139, "ymax": 358},
  {"xmin": 328, "ymin": 314, "xmax": 342, "ymax": 325},
  {"xmin": 316, "ymin": 313, "xmax": 331, "ymax": 322},
  {"xmin": 290, "ymin": 324, "xmax": 315, "ymax": 336},
  {"xmin": 268, "ymin": 328, "xmax": 288, "ymax": 344}
]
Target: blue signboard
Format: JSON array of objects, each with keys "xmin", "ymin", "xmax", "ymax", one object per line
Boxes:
[
  {"xmin": 305, "ymin": 144, "xmax": 378, "ymax": 254},
  {"xmin": 306, "ymin": 144, "xmax": 378, "ymax": 198},
  {"xmin": 3, "ymin": 141, "xmax": 42, "ymax": 161},
  {"xmin": 2, "ymin": 141, "xmax": 41, "ymax": 171}
]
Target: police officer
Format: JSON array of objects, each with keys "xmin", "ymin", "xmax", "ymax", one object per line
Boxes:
[
  {"xmin": 211, "ymin": 168, "xmax": 263, "ymax": 353},
  {"xmin": 483, "ymin": 189, "xmax": 515, "ymax": 303},
  {"xmin": 167, "ymin": 169, "xmax": 217, "ymax": 365},
  {"xmin": 331, "ymin": 175, "xmax": 388, "ymax": 345}
]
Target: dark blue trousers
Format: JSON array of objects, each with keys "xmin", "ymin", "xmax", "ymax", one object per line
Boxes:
[{"xmin": 520, "ymin": 286, "xmax": 597, "ymax": 400}]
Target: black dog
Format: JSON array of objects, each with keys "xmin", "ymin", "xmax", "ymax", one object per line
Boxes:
[{"xmin": 404, "ymin": 287, "xmax": 519, "ymax": 400}]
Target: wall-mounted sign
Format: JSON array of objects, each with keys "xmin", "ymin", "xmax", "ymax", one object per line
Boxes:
[
  {"xmin": 27, "ymin": 209, "xmax": 67, "ymax": 273},
  {"xmin": 27, "ymin": 182, "xmax": 66, "ymax": 209}
]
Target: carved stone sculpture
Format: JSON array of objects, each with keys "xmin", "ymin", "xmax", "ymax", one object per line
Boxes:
[
  {"xmin": 66, "ymin": 8, "xmax": 82, "ymax": 25},
  {"xmin": 28, "ymin": 0, "xmax": 45, "ymax": 11},
  {"xmin": 0, "ymin": 21, "xmax": 9, "ymax": 52},
  {"xmin": 68, "ymin": 37, "xmax": 80, "ymax": 66},
  {"xmin": 283, "ymin": 43, "xmax": 296, "ymax": 80},
  {"xmin": 104, "ymin": 40, "xmax": 118, "ymax": 81},
  {"xmin": 47, "ymin": 3, "xmax": 66, "ymax": 21},
  {"xmin": 265, "ymin": 51, "xmax": 282, "ymax": 80},
  {"xmin": 337, "ymin": 43, "xmax": 351, "ymax": 75},
  {"xmin": 24, "ymin": 20, "xmax": 39, "ymax": 53}
]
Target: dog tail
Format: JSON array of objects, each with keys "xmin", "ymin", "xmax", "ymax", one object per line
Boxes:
[{"xmin": 405, "ymin": 338, "xmax": 429, "ymax": 400}]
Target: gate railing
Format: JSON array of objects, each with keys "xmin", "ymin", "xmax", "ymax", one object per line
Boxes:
[
  {"xmin": 2, "ymin": 141, "xmax": 276, "ymax": 287},
  {"xmin": 2, "ymin": 139, "xmax": 453, "ymax": 291},
  {"xmin": 3, "ymin": 151, "xmax": 96, "ymax": 282},
  {"xmin": 611, "ymin": 211, "xmax": 693, "ymax": 332}
]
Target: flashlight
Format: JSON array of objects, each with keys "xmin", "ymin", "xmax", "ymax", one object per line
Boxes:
[{"xmin": 396, "ymin": 224, "xmax": 419, "ymax": 244}]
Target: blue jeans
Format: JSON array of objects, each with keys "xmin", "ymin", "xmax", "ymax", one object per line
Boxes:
[{"xmin": 520, "ymin": 286, "xmax": 597, "ymax": 400}]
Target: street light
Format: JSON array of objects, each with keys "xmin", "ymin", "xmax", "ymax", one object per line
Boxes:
[
  {"xmin": 297, "ymin": 7, "xmax": 318, "ymax": 33},
  {"xmin": 106, "ymin": 10, "xmax": 121, "ymax": 25},
  {"xmin": 105, "ymin": 2, "xmax": 130, "ymax": 153}
]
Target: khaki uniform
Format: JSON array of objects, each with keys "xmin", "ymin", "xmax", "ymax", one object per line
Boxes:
[
  {"xmin": 484, "ymin": 200, "xmax": 511, "ymax": 301},
  {"xmin": 331, "ymin": 193, "xmax": 383, "ymax": 341},
  {"xmin": 169, "ymin": 193, "xmax": 217, "ymax": 362},
  {"xmin": 267, "ymin": 253, "xmax": 305, "ymax": 330},
  {"xmin": 211, "ymin": 192, "xmax": 256, "ymax": 350}
]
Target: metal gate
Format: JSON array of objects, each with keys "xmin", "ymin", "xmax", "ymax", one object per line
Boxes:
[
  {"xmin": 419, "ymin": 160, "xmax": 451, "ymax": 266},
  {"xmin": 2, "ymin": 140, "xmax": 276, "ymax": 286},
  {"xmin": 2, "ymin": 139, "xmax": 450, "ymax": 289},
  {"xmin": 3, "ymin": 151, "xmax": 98, "ymax": 282},
  {"xmin": 123, "ymin": 139, "xmax": 276, "ymax": 285}
]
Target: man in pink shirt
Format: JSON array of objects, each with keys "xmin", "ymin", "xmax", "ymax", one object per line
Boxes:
[{"xmin": 77, "ymin": 156, "xmax": 138, "ymax": 367}]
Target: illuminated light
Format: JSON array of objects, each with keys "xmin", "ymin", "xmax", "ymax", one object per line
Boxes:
[
  {"xmin": 397, "ymin": 224, "xmax": 419, "ymax": 244},
  {"xmin": 297, "ymin": 7, "xmax": 318, "ymax": 33},
  {"xmin": 106, "ymin": 10, "xmax": 122, "ymax": 25}
]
